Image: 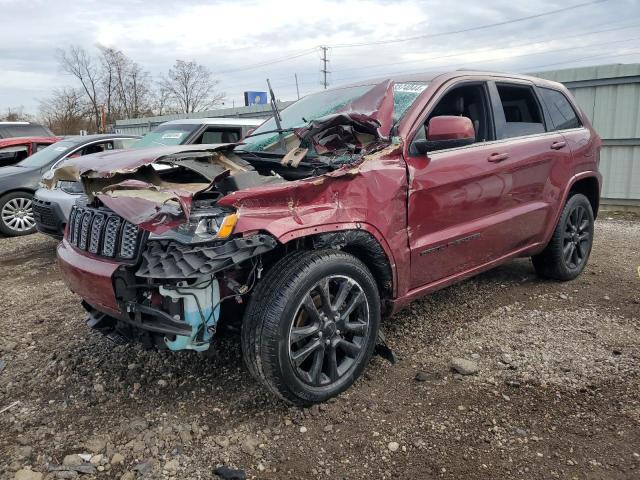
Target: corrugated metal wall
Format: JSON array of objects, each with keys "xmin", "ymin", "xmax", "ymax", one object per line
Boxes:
[{"xmin": 534, "ymin": 64, "xmax": 640, "ymax": 203}]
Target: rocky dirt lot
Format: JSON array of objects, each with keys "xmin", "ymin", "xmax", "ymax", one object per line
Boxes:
[{"xmin": 1, "ymin": 213, "xmax": 639, "ymax": 480}]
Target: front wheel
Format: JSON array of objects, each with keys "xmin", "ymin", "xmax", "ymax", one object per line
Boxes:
[
  {"xmin": 532, "ymin": 193, "xmax": 594, "ymax": 281},
  {"xmin": 242, "ymin": 250, "xmax": 381, "ymax": 405},
  {"xmin": 0, "ymin": 192, "xmax": 36, "ymax": 236}
]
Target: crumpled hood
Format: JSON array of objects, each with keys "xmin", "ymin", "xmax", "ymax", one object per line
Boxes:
[
  {"xmin": 44, "ymin": 143, "xmax": 246, "ymax": 233},
  {"xmin": 42, "ymin": 143, "xmax": 236, "ymax": 183}
]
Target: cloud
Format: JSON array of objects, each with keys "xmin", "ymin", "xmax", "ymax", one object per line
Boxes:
[{"xmin": 1, "ymin": 0, "xmax": 639, "ymax": 113}]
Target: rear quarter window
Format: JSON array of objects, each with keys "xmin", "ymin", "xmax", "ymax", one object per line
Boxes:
[{"xmin": 538, "ymin": 87, "xmax": 582, "ymax": 131}]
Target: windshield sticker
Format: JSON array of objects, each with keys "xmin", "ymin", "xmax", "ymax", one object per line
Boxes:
[
  {"xmin": 394, "ymin": 83, "xmax": 429, "ymax": 94},
  {"xmin": 54, "ymin": 146, "xmax": 69, "ymax": 152},
  {"xmin": 161, "ymin": 132, "xmax": 184, "ymax": 139}
]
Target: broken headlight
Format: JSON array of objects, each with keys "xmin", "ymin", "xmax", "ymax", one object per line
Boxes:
[
  {"xmin": 148, "ymin": 209, "xmax": 238, "ymax": 244},
  {"xmin": 58, "ymin": 181, "xmax": 84, "ymax": 194}
]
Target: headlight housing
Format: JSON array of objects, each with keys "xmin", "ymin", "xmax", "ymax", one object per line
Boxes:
[
  {"xmin": 58, "ymin": 181, "xmax": 84, "ymax": 195},
  {"xmin": 149, "ymin": 208, "xmax": 238, "ymax": 244}
]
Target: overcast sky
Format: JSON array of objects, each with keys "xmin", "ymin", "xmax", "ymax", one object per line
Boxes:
[{"xmin": 1, "ymin": 0, "xmax": 639, "ymax": 115}]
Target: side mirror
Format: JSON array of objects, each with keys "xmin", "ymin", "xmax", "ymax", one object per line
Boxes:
[{"xmin": 413, "ymin": 115, "xmax": 475, "ymax": 154}]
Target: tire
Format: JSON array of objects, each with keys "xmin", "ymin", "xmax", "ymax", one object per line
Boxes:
[
  {"xmin": 532, "ymin": 193, "xmax": 594, "ymax": 281},
  {"xmin": 242, "ymin": 250, "xmax": 381, "ymax": 405},
  {"xmin": 0, "ymin": 192, "xmax": 36, "ymax": 236}
]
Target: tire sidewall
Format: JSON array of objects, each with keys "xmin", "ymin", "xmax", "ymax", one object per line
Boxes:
[
  {"xmin": 0, "ymin": 192, "xmax": 36, "ymax": 236},
  {"xmin": 270, "ymin": 254, "xmax": 381, "ymax": 403}
]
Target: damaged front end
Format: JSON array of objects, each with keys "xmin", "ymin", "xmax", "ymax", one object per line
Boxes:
[
  {"xmin": 53, "ymin": 78, "xmax": 417, "ymax": 352},
  {"xmin": 54, "ymin": 144, "xmax": 284, "ymax": 351}
]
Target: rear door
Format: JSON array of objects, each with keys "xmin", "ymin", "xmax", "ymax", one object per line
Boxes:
[{"xmin": 484, "ymin": 81, "xmax": 572, "ymax": 250}]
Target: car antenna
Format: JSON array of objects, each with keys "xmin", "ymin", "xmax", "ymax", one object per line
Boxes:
[{"xmin": 267, "ymin": 78, "xmax": 287, "ymax": 152}]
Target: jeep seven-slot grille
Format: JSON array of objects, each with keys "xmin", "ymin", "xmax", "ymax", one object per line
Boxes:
[{"xmin": 67, "ymin": 206, "xmax": 141, "ymax": 260}]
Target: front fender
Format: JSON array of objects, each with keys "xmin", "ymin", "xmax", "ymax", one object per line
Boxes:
[{"xmin": 218, "ymin": 155, "xmax": 411, "ymax": 298}]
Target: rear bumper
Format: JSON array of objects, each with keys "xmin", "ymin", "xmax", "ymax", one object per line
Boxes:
[{"xmin": 57, "ymin": 238, "xmax": 122, "ymax": 315}]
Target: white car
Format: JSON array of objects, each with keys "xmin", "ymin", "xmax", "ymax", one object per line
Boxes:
[{"xmin": 34, "ymin": 117, "xmax": 264, "ymax": 238}]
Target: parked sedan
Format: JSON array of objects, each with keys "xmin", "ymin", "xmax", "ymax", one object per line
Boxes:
[
  {"xmin": 0, "ymin": 136, "xmax": 62, "ymax": 167},
  {"xmin": 35, "ymin": 117, "xmax": 263, "ymax": 239},
  {"xmin": 0, "ymin": 134, "xmax": 139, "ymax": 236}
]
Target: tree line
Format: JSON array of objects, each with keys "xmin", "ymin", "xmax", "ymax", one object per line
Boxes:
[{"xmin": 3, "ymin": 45, "xmax": 226, "ymax": 135}]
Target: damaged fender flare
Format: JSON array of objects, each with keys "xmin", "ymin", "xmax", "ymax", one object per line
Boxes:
[{"xmin": 280, "ymin": 224, "xmax": 396, "ymax": 299}]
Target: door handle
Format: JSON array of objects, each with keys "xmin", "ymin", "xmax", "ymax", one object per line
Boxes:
[
  {"xmin": 487, "ymin": 152, "xmax": 509, "ymax": 163},
  {"xmin": 550, "ymin": 141, "xmax": 567, "ymax": 150}
]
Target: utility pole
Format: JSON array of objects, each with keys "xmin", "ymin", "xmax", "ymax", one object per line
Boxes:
[
  {"xmin": 320, "ymin": 46, "xmax": 329, "ymax": 89},
  {"xmin": 294, "ymin": 73, "xmax": 300, "ymax": 99}
]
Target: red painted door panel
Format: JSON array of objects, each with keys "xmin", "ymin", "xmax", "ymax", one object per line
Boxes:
[{"xmin": 406, "ymin": 132, "xmax": 569, "ymax": 289}]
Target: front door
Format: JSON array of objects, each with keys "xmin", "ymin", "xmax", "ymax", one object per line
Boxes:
[{"xmin": 405, "ymin": 79, "xmax": 567, "ymax": 290}]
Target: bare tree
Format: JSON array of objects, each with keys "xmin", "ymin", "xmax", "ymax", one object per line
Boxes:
[
  {"xmin": 0, "ymin": 106, "xmax": 33, "ymax": 122},
  {"xmin": 39, "ymin": 88, "xmax": 92, "ymax": 135},
  {"xmin": 159, "ymin": 60, "xmax": 225, "ymax": 113},
  {"xmin": 98, "ymin": 45, "xmax": 152, "ymax": 120},
  {"xmin": 57, "ymin": 46, "xmax": 102, "ymax": 131}
]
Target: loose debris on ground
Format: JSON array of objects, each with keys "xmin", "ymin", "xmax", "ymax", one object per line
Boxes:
[{"xmin": 1, "ymin": 213, "xmax": 639, "ymax": 479}]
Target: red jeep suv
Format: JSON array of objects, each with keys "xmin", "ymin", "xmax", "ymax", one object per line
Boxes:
[{"xmin": 53, "ymin": 71, "xmax": 601, "ymax": 405}]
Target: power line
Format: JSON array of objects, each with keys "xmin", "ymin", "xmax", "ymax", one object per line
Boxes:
[
  {"xmin": 525, "ymin": 49, "xmax": 640, "ymax": 71},
  {"xmin": 217, "ymin": 19, "xmax": 639, "ymax": 92},
  {"xmin": 332, "ymin": 22, "xmax": 640, "ymax": 76},
  {"xmin": 329, "ymin": 36, "xmax": 640, "ymax": 85},
  {"xmin": 214, "ymin": 47, "xmax": 318, "ymax": 74},
  {"xmin": 329, "ymin": 0, "xmax": 610, "ymax": 49}
]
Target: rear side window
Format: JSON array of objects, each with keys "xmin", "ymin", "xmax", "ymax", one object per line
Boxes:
[
  {"xmin": 496, "ymin": 84, "xmax": 545, "ymax": 138},
  {"xmin": 538, "ymin": 87, "xmax": 582, "ymax": 131}
]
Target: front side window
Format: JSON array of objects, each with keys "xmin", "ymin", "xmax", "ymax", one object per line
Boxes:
[
  {"xmin": 538, "ymin": 87, "xmax": 582, "ymax": 131},
  {"xmin": 410, "ymin": 83, "xmax": 493, "ymax": 154},
  {"xmin": 496, "ymin": 84, "xmax": 545, "ymax": 139}
]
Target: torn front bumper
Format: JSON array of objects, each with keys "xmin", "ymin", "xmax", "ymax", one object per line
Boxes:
[
  {"xmin": 57, "ymin": 239, "xmax": 122, "ymax": 316},
  {"xmin": 57, "ymin": 230, "xmax": 278, "ymax": 351}
]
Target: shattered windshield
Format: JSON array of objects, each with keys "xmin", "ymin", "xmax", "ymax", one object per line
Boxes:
[
  {"xmin": 238, "ymin": 85, "xmax": 373, "ymax": 152},
  {"xmin": 238, "ymin": 81, "xmax": 428, "ymax": 154}
]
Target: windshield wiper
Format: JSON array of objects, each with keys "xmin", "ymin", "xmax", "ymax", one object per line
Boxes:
[{"xmin": 267, "ymin": 79, "xmax": 287, "ymax": 152}]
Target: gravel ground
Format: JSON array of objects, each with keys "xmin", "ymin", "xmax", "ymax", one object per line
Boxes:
[{"xmin": 0, "ymin": 213, "xmax": 639, "ymax": 480}]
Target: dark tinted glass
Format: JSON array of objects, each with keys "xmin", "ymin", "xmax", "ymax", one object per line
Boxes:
[{"xmin": 539, "ymin": 87, "xmax": 582, "ymax": 131}]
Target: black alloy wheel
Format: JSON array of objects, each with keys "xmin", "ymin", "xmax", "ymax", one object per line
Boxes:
[{"xmin": 288, "ymin": 275, "xmax": 370, "ymax": 387}]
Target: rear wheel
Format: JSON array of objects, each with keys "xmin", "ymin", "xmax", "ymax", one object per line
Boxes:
[
  {"xmin": 0, "ymin": 192, "xmax": 36, "ymax": 236},
  {"xmin": 532, "ymin": 193, "xmax": 594, "ymax": 281},
  {"xmin": 242, "ymin": 250, "xmax": 380, "ymax": 405}
]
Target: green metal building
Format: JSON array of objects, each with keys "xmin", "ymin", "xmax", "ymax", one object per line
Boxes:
[{"xmin": 534, "ymin": 63, "xmax": 640, "ymax": 206}]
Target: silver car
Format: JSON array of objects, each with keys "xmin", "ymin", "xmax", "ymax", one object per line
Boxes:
[{"xmin": 34, "ymin": 117, "xmax": 264, "ymax": 238}]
